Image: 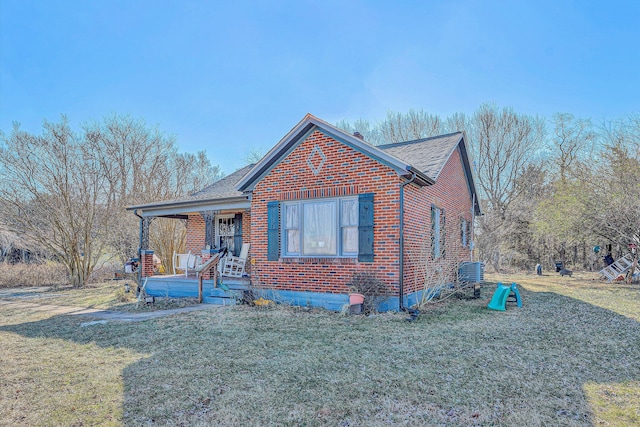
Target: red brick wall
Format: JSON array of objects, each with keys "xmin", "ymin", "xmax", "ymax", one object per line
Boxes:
[
  {"xmin": 250, "ymin": 129, "xmax": 402, "ymax": 295},
  {"xmin": 402, "ymin": 147, "xmax": 473, "ymax": 295},
  {"xmin": 141, "ymin": 251, "xmax": 155, "ymax": 278},
  {"xmin": 249, "ymin": 131, "xmax": 474, "ymax": 297},
  {"xmin": 178, "ymin": 129, "xmax": 474, "ymax": 300},
  {"xmin": 186, "ymin": 215, "xmax": 205, "ymax": 254}
]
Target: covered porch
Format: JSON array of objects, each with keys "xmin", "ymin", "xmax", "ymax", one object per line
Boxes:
[{"xmin": 126, "ymin": 164, "xmax": 254, "ymax": 298}]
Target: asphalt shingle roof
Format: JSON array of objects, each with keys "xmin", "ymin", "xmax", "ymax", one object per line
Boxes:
[
  {"xmin": 189, "ymin": 163, "xmax": 255, "ymax": 200},
  {"xmin": 378, "ymin": 132, "xmax": 463, "ymax": 180},
  {"xmin": 127, "ymin": 164, "xmax": 254, "ymax": 210},
  {"xmin": 149, "ymin": 131, "xmax": 463, "ymax": 209},
  {"xmin": 130, "ymin": 128, "xmax": 467, "ymax": 212}
]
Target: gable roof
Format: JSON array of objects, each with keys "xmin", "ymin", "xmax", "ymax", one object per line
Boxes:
[
  {"xmin": 129, "ymin": 114, "xmax": 481, "ymax": 217},
  {"xmin": 236, "ymin": 114, "xmax": 434, "ymax": 192},
  {"xmin": 126, "ymin": 164, "xmax": 254, "ymax": 216},
  {"xmin": 235, "ymin": 113, "xmax": 480, "ymax": 215}
]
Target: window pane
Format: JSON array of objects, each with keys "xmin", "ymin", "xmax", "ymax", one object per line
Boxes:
[
  {"xmin": 303, "ymin": 201, "xmax": 336, "ymax": 255},
  {"xmin": 217, "ymin": 217, "xmax": 235, "ymax": 253},
  {"xmin": 341, "ymin": 200, "xmax": 358, "ymax": 226},
  {"xmin": 342, "ymin": 226, "xmax": 358, "ymax": 254},
  {"xmin": 287, "ymin": 229, "xmax": 299, "ymax": 254},
  {"xmin": 285, "ymin": 204, "xmax": 298, "ymax": 228},
  {"xmin": 461, "ymin": 219, "xmax": 467, "ymax": 247},
  {"xmin": 433, "ymin": 208, "xmax": 441, "ymax": 257}
]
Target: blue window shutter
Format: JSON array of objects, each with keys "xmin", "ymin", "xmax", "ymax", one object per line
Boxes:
[
  {"xmin": 358, "ymin": 193, "xmax": 374, "ymax": 262},
  {"xmin": 233, "ymin": 213, "xmax": 243, "ymax": 256},
  {"xmin": 267, "ymin": 201, "xmax": 280, "ymax": 261}
]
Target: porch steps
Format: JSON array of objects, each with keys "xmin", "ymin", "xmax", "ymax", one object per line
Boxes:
[
  {"xmin": 203, "ymin": 287, "xmax": 244, "ymax": 305},
  {"xmin": 599, "ymin": 254, "xmax": 639, "ymax": 282}
]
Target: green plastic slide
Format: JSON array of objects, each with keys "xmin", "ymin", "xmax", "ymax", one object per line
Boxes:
[{"xmin": 487, "ymin": 282, "xmax": 522, "ymax": 311}]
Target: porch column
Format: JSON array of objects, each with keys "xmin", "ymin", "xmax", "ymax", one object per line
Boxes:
[
  {"xmin": 199, "ymin": 210, "xmax": 217, "ymax": 281},
  {"xmin": 140, "ymin": 217, "xmax": 154, "ymax": 250},
  {"xmin": 199, "ymin": 210, "xmax": 216, "ymax": 249},
  {"xmin": 139, "ymin": 217, "xmax": 155, "ymax": 278}
]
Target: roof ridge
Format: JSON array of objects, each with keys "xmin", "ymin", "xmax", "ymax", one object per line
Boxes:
[{"xmin": 377, "ymin": 131, "xmax": 463, "ymax": 149}]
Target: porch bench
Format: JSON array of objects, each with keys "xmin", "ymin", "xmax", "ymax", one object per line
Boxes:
[{"xmin": 173, "ymin": 251, "xmax": 202, "ymax": 277}]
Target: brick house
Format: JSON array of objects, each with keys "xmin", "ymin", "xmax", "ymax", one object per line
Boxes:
[{"xmin": 128, "ymin": 114, "xmax": 481, "ymax": 311}]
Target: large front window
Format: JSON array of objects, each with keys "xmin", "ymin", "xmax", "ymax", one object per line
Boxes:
[{"xmin": 283, "ymin": 197, "xmax": 358, "ymax": 257}]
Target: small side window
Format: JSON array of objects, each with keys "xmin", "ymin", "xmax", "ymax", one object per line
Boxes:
[{"xmin": 431, "ymin": 205, "xmax": 445, "ymax": 259}]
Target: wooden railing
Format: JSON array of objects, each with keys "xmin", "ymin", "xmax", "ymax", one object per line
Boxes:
[{"xmin": 194, "ymin": 253, "xmax": 222, "ymax": 303}]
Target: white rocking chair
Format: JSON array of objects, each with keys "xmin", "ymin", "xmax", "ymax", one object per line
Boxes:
[{"xmin": 221, "ymin": 244, "xmax": 250, "ymax": 278}]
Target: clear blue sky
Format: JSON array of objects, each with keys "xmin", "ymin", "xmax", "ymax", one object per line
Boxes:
[{"xmin": 1, "ymin": 0, "xmax": 639, "ymax": 174}]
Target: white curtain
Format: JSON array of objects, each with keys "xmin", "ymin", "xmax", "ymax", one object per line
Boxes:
[
  {"xmin": 341, "ymin": 200, "xmax": 358, "ymax": 254},
  {"xmin": 285, "ymin": 204, "xmax": 299, "ymax": 254},
  {"xmin": 303, "ymin": 201, "xmax": 336, "ymax": 255}
]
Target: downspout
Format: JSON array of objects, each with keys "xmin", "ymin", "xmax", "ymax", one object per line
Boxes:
[
  {"xmin": 399, "ymin": 172, "xmax": 417, "ymax": 312},
  {"xmin": 133, "ymin": 209, "xmax": 143, "ymax": 285},
  {"xmin": 471, "ymin": 193, "xmax": 476, "ymax": 262}
]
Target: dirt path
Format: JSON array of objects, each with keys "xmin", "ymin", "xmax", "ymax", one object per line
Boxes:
[{"xmin": 0, "ymin": 299, "xmax": 222, "ymax": 323}]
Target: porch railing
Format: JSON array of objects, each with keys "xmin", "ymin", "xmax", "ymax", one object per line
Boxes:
[{"xmin": 195, "ymin": 253, "xmax": 222, "ymax": 303}]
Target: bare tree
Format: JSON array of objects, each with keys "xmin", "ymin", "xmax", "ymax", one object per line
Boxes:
[
  {"xmin": 0, "ymin": 115, "xmax": 223, "ymax": 286},
  {"xmin": 443, "ymin": 112, "xmax": 469, "ymax": 135},
  {"xmin": 335, "ymin": 118, "xmax": 383, "ymax": 145},
  {"xmin": 580, "ymin": 115, "xmax": 640, "ymax": 281},
  {"xmin": 243, "ymin": 146, "xmax": 267, "ymax": 165},
  {"xmin": 379, "ymin": 109, "xmax": 444, "ymax": 143},
  {"xmin": 468, "ymin": 104, "xmax": 546, "ymax": 270},
  {"xmin": 337, "ymin": 109, "xmax": 445, "ymax": 146},
  {"xmin": 471, "ymin": 104, "xmax": 545, "ymax": 216},
  {"xmin": 550, "ymin": 113, "xmax": 596, "ymax": 183},
  {"xmin": 534, "ymin": 113, "xmax": 639, "ymax": 276},
  {"xmin": 84, "ymin": 115, "xmax": 222, "ymax": 265},
  {"xmin": 336, "ymin": 106, "xmax": 636, "ymax": 274},
  {"xmin": 0, "ymin": 118, "xmax": 114, "ymax": 287}
]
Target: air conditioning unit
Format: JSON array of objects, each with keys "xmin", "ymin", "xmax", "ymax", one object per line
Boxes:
[{"xmin": 458, "ymin": 262, "xmax": 485, "ymax": 283}]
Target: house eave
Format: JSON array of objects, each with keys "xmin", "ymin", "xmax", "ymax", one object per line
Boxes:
[
  {"xmin": 456, "ymin": 134, "xmax": 482, "ymax": 216},
  {"xmin": 404, "ymin": 166, "xmax": 435, "ymax": 186},
  {"xmin": 127, "ymin": 196, "xmax": 250, "ymax": 217}
]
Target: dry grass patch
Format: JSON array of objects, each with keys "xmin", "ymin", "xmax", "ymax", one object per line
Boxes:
[
  {"xmin": 3, "ymin": 281, "xmax": 200, "ymax": 313},
  {"xmin": 0, "ymin": 262, "xmax": 68, "ymax": 289},
  {"xmin": 492, "ymin": 271, "xmax": 640, "ymax": 321},
  {"xmin": 0, "ymin": 274, "xmax": 638, "ymax": 426},
  {"xmin": 0, "ymin": 308, "xmax": 148, "ymax": 426}
]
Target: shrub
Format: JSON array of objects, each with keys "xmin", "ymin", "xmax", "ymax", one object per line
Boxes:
[
  {"xmin": 348, "ymin": 270, "xmax": 389, "ymax": 314},
  {"xmin": 0, "ymin": 261, "xmax": 69, "ymax": 289}
]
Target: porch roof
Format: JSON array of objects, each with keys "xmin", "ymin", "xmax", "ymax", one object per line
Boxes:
[{"xmin": 126, "ymin": 164, "xmax": 254, "ymax": 217}]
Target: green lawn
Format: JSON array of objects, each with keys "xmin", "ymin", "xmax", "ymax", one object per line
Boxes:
[{"xmin": 0, "ymin": 273, "xmax": 638, "ymax": 426}]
